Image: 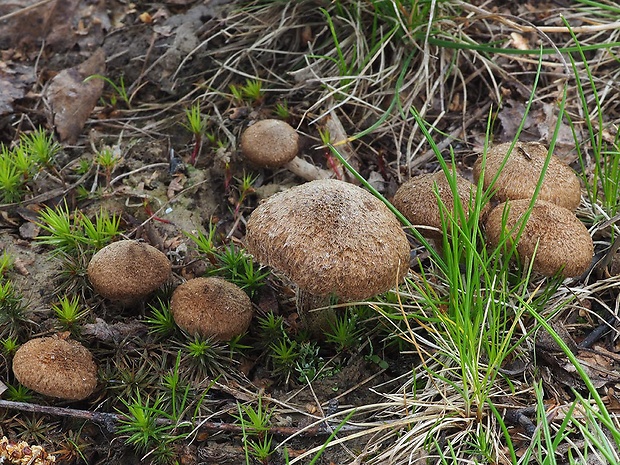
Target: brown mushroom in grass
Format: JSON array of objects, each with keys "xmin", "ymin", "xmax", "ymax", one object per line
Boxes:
[
  {"xmin": 484, "ymin": 199, "xmax": 593, "ymax": 277},
  {"xmin": 87, "ymin": 240, "xmax": 171, "ymax": 305},
  {"xmin": 12, "ymin": 337, "xmax": 97, "ymax": 400},
  {"xmin": 473, "ymin": 141, "xmax": 581, "ymax": 211},
  {"xmin": 240, "ymin": 119, "xmax": 333, "ymax": 181},
  {"xmin": 170, "ymin": 277, "xmax": 253, "ymax": 341},
  {"xmin": 245, "ymin": 179, "xmax": 410, "ymax": 334},
  {"xmin": 393, "ymin": 170, "xmax": 483, "ymax": 240}
]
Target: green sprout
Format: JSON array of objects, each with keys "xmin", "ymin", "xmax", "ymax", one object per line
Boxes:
[
  {"xmin": 273, "ymin": 101, "xmax": 290, "ymax": 119},
  {"xmin": 20, "ymin": 127, "xmax": 62, "ymax": 167},
  {"xmin": 95, "ymin": 148, "xmax": 121, "ymax": 187},
  {"xmin": 0, "ymin": 280, "xmax": 30, "ymax": 338},
  {"xmin": 0, "ymin": 335, "xmax": 19, "ymax": 355},
  {"xmin": 0, "ymin": 251, "xmax": 14, "ymax": 276},
  {"xmin": 52, "ymin": 295, "xmax": 89, "ymax": 333},
  {"xmin": 145, "ymin": 298, "xmax": 177, "ymax": 338},
  {"xmin": 84, "ymin": 74, "xmax": 132, "ymax": 108},
  {"xmin": 233, "ymin": 172, "xmax": 259, "ymax": 216},
  {"xmin": 0, "ymin": 146, "xmax": 26, "ymax": 203},
  {"xmin": 182, "ymin": 103, "xmax": 207, "ymax": 165},
  {"xmin": 325, "ymin": 311, "xmax": 363, "ymax": 353},
  {"xmin": 230, "ymin": 78, "xmax": 265, "ymax": 105}
]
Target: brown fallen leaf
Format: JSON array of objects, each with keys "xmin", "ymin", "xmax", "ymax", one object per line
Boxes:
[
  {"xmin": 44, "ymin": 48, "xmax": 105, "ymax": 143},
  {"xmin": 82, "ymin": 317, "xmax": 148, "ymax": 343},
  {"xmin": 0, "ymin": 62, "xmax": 35, "ymax": 116}
]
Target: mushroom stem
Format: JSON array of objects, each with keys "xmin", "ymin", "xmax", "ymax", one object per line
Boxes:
[
  {"xmin": 285, "ymin": 157, "xmax": 333, "ymax": 181},
  {"xmin": 296, "ymin": 289, "xmax": 336, "ymax": 337}
]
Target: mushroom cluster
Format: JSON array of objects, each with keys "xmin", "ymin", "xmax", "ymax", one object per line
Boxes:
[
  {"xmin": 245, "ymin": 179, "xmax": 410, "ymax": 333},
  {"xmin": 87, "ymin": 240, "xmax": 171, "ymax": 305},
  {"xmin": 474, "ymin": 142, "xmax": 593, "ymax": 277},
  {"xmin": 12, "ymin": 337, "xmax": 97, "ymax": 401}
]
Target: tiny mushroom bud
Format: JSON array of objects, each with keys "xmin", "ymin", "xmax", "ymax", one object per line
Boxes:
[
  {"xmin": 484, "ymin": 199, "xmax": 594, "ymax": 277},
  {"xmin": 393, "ymin": 170, "xmax": 482, "ymax": 240},
  {"xmin": 170, "ymin": 277, "xmax": 253, "ymax": 341},
  {"xmin": 87, "ymin": 240, "xmax": 171, "ymax": 305},
  {"xmin": 240, "ymin": 119, "xmax": 332, "ymax": 181},
  {"xmin": 245, "ymin": 179, "xmax": 410, "ymax": 334},
  {"xmin": 473, "ymin": 141, "xmax": 582, "ymax": 211},
  {"xmin": 12, "ymin": 337, "xmax": 97, "ymax": 400}
]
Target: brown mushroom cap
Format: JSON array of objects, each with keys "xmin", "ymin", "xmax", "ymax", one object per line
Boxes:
[
  {"xmin": 245, "ymin": 179, "xmax": 410, "ymax": 300},
  {"xmin": 393, "ymin": 171, "xmax": 480, "ymax": 239},
  {"xmin": 87, "ymin": 240, "xmax": 171, "ymax": 304},
  {"xmin": 240, "ymin": 119, "xmax": 299, "ymax": 167},
  {"xmin": 484, "ymin": 199, "xmax": 593, "ymax": 277},
  {"xmin": 13, "ymin": 337, "xmax": 97, "ymax": 400},
  {"xmin": 170, "ymin": 277, "xmax": 253, "ymax": 341},
  {"xmin": 473, "ymin": 141, "xmax": 581, "ymax": 210}
]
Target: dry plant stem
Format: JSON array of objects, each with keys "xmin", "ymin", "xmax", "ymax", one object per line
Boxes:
[
  {"xmin": 296, "ymin": 289, "xmax": 336, "ymax": 337},
  {"xmin": 0, "ymin": 400, "xmax": 357, "ymax": 437},
  {"xmin": 321, "ymin": 110, "xmax": 361, "ymax": 182}
]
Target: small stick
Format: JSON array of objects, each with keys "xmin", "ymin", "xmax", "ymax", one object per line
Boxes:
[{"xmin": 0, "ymin": 399, "xmax": 363, "ymax": 437}]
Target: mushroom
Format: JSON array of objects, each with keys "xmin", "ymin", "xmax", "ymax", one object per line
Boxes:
[
  {"xmin": 245, "ymin": 179, "xmax": 410, "ymax": 333},
  {"xmin": 473, "ymin": 141, "xmax": 581, "ymax": 211},
  {"xmin": 393, "ymin": 170, "xmax": 483, "ymax": 240},
  {"xmin": 12, "ymin": 337, "xmax": 97, "ymax": 400},
  {"xmin": 170, "ymin": 277, "xmax": 253, "ymax": 341},
  {"xmin": 240, "ymin": 119, "xmax": 333, "ymax": 181},
  {"xmin": 484, "ymin": 199, "xmax": 593, "ymax": 277},
  {"xmin": 87, "ymin": 240, "xmax": 171, "ymax": 305}
]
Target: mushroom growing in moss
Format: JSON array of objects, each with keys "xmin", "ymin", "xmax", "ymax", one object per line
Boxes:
[
  {"xmin": 473, "ymin": 141, "xmax": 581, "ymax": 211},
  {"xmin": 393, "ymin": 170, "xmax": 483, "ymax": 240},
  {"xmin": 240, "ymin": 119, "xmax": 333, "ymax": 181},
  {"xmin": 245, "ymin": 179, "xmax": 410, "ymax": 333},
  {"xmin": 170, "ymin": 277, "xmax": 253, "ymax": 341},
  {"xmin": 484, "ymin": 199, "xmax": 593, "ymax": 277},
  {"xmin": 12, "ymin": 337, "xmax": 97, "ymax": 400},
  {"xmin": 87, "ymin": 240, "xmax": 171, "ymax": 305}
]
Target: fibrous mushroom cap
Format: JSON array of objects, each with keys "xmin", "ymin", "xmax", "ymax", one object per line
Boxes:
[
  {"xmin": 170, "ymin": 277, "xmax": 253, "ymax": 341},
  {"xmin": 393, "ymin": 171, "xmax": 479, "ymax": 239},
  {"xmin": 240, "ymin": 119, "xmax": 299, "ymax": 167},
  {"xmin": 245, "ymin": 179, "xmax": 410, "ymax": 300},
  {"xmin": 484, "ymin": 199, "xmax": 593, "ymax": 277},
  {"xmin": 87, "ymin": 240, "xmax": 171, "ymax": 304},
  {"xmin": 473, "ymin": 141, "xmax": 581, "ymax": 211},
  {"xmin": 13, "ymin": 337, "xmax": 97, "ymax": 400}
]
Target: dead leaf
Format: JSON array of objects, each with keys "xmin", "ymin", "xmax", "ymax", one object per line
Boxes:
[
  {"xmin": 0, "ymin": 62, "xmax": 35, "ymax": 116},
  {"xmin": 82, "ymin": 317, "xmax": 148, "ymax": 343},
  {"xmin": 45, "ymin": 48, "xmax": 105, "ymax": 143}
]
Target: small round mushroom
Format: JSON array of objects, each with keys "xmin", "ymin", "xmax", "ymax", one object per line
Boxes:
[
  {"xmin": 473, "ymin": 141, "xmax": 581, "ymax": 211},
  {"xmin": 170, "ymin": 277, "xmax": 253, "ymax": 341},
  {"xmin": 393, "ymin": 170, "xmax": 482, "ymax": 240},
  {"xmin": 87, "ymin": 240, "xmax": 171, "ymax": 304},
  {"xmin": 245, "ymin": 179, "xmax": 410, "ymax": 332},
  {"xmin": 240, "ymin": 119, "xmax": 332, "ymax": 181},
  {"xmin": 13, "ymin": 337, "xmax": 97, "ymax": 400},
  {"xmin": 484, "ymin": 199, "xmax": 593, "ymax": 277}
]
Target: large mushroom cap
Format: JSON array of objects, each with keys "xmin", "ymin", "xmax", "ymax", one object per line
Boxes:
[
  {"xmin": 240, "ymin": 119, "xmax": 299, "ymax": 167},
  {"xmin": 393, "ymin": 171, "xmax": 480, "ymax": 239},
  {"xmin": 171, "ymin": 277, "xmax": 253, "ymax": 341},
  {"xmin": 87, "ymin": 240, "xmax": 171, "ymax": 304},
  {"xmin": 484, "ymin": 199, "xmax": 593, "ymax": 277},
  {"xmin": 473, "ymin": 141, "xmax": 581, "ymax": 211},
  {"xmin": 245, "ymin": 179, "xmax": 410, "ymax": 300},
  {"xmin": 13, "ymin": 337, "xmax": 97, "ymax": 400}
]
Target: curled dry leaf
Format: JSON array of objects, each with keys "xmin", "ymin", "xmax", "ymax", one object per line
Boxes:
[{"xmin": 44, "ymin": 48, "xmax": 105, "ymax": 143}]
